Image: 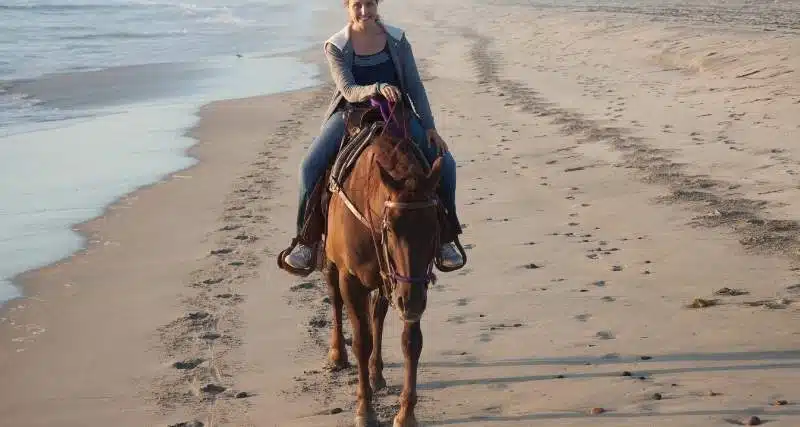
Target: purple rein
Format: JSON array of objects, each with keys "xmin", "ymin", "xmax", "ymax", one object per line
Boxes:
[{"xmin": 370, "ymin": 97, "xmax": 407, "ymax": 139}]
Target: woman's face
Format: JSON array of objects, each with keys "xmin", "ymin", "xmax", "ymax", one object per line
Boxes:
[{"xmin": 348, "ymin": 0, "xmax": 379, "ymax": 25}]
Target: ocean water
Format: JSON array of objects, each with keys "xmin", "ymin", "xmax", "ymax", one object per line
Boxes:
[{"xmin": 0, "ymin": 0, "xmax": 335, "ymax": 303}]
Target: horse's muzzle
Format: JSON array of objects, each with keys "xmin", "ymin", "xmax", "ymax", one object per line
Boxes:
[
  {"xmin": 394, "ymin": 285, "xmax": 427, "ymax": 324},
  {"xmin": 398, "ymin": 311, "xmax": 422, "ymax": 324}
]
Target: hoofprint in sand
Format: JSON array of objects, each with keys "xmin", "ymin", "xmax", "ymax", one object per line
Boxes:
[{"xmin": 1, "ymin": 0, "xmax": 799, "ymax": 426}]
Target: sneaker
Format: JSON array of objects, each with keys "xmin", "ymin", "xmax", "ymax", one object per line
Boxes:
[
  {"xmin": 285, "ymin": 243, "xmax": 314, "ymax": 269},
  {"xmin": 439, "ymin": 242, "xmax": 464, "ymax": 269}
]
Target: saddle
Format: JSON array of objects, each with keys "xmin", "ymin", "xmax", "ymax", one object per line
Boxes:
[{"xmin": 277, "ymin": 99, "xmax": 464, "ymax": 277}]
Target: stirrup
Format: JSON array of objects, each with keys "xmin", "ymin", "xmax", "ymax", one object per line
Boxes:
[
  {"xmin": 435, "ymin": 236, "xmax": 467, "ymax": 272},
  {"xmin": 277, "ymin": 237, "xmax": 318, "ymax": 277}
]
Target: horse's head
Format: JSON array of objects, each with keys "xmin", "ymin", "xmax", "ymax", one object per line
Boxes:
[{"xmin": 375, "ymin": 153, "xmax": 444, "ymax": 323}]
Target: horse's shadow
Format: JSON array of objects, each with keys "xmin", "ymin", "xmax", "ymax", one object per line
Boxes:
[
  {"xmin": 380, "ymin": 350, "xmax": 800, "ymax": 425},
  {"xmin": 409, "ymin": 349, "xmax": 800, "ymax": 389},
  {"xmin": 434, "ymin": 408, "xmax": 800, "ymax": 425}
]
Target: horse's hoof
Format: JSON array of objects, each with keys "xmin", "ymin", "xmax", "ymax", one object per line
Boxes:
[
  {"xmin": 354, "ymin": 414, "xmax": 380, "ymax": 427},
  {"xmin": 370, "ymin": 374, "xmax": 387, "ymax": 391},
  {"xmin": 393, "ymin": 414, "xmax": 419, "ymax": 427},
  {"xmin": 326, "ymin": 358, "xmax": 349, "ymax": 372},
  {"xmin": 327, "ymin": 349, "xmax": 349, "ymax": 371}
]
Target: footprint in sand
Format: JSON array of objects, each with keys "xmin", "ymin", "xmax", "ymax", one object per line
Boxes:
[
  {"xmin": 488, "ymin": 383, "xmax": 509, "ymax": 391},
  {"xmin": 173, "ymin": 358, "xmax": 205, "ymax": 370},
  {"xmin": 200, "ymin": 277, "xmax": 224, "ymax": 286},
  {"xmin": 456, "ymin": 298, "xmax": 471, "ymax": 307},
  {"xmin": 215, "ymin": 293, "xmax": 244, "ymax": 303},
  {"xmin": 447, "ymin": 315, "xmax": 467, "ymax": 324},
  {"xmin": 210, "ymin": 248, "xmax": 233, "ymax": 256},
  {"xmin": 290, "ymin": 281, "xmax": 315, "ymax": 292},
  {"xmin": 201, "ymin": 384, "xmax": 226, "ymax": 395},
  {"xmin": 596, "ymin": 330, "xmax": 614, "ymax": 340},
  {"xmin": 489, "ymin": 323, "xmax": 524, "ymax": 330},
  {"xmin": 200, "ymin": 332, "xmax": 221, "ymax": 341}
]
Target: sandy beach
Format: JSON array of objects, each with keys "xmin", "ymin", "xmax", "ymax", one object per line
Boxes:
[{"xmin": 1, "ymin": 0, "xmax": 799, "ymax": 426}]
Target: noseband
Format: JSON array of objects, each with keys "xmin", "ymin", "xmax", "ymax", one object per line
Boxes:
[{"xmin": 379, "ymin": 199, "xmax": 440, "ymax": 290}]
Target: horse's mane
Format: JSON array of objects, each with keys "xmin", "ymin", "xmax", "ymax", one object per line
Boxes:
[{"xmin": 372, "ymin": 136, "xmax": 427, "ymax": 195}]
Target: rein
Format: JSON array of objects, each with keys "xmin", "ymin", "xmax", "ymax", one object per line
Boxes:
[{"xmin": 370, "ymin": 97, "xmax": 408, "ymax": 140}]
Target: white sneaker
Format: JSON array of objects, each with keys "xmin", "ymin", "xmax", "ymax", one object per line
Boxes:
[
  {"xmin": 439, "ymin": 242, "xmax": 464, "ymax": 269},
  {"xmin": 285, "ymin": 243, "xmax": 313, "ymax": 269}
]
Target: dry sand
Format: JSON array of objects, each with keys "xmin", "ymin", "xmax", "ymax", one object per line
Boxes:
[{"xmin": 1, "ymin": 0, "xmax": 799, "ymax": 426}]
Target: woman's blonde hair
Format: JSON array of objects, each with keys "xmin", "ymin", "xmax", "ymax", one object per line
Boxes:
[{"xmin": 343, "ymin": 0, "xmax": 380, "ymax": 5}]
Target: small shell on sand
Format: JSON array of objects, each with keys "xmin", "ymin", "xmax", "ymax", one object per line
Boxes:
[{"xmin": 589, "ymin": 407, "xmax": 605, "ymax": 415}]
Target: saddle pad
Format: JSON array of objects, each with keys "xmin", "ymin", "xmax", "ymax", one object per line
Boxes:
[
  {"xmin": 329, "ymin": 106, "xmax": 433, "ymax": 193},
  {"xmin": 329, "ymin": 121, "xmax": 382, "ymax": 191}
]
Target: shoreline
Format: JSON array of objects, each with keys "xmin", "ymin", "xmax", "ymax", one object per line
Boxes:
[
  {"xmin": 0, "ymin": 52, "xmax": 324, "ymax": 309},
  {"xmin": 0, "ymin": 83, "xmax": 332, "ymax": 426}
]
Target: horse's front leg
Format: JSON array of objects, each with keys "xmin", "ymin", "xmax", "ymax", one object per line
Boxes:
[
  {"xmin": 369, "ymin": 291, "xmax": 389, "ymax": 391},
  {"xmin": 325, "ymin": 263, "xmax": 348, "ymax": 370},
  {"xmin": 341, "ymin": 272, "xmax": 378, "ymax": 427},
  {"xmin": 394, "ymin": 321, "xmax": 423, "ymax": 427}
]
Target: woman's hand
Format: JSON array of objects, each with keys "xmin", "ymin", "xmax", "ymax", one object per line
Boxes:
[
  {"xmin": 427, "ymin": 128, "xmax": 449, "ymax": 155},
  {"xmin": 378, "ymin": 83, "xmax": 402, "ymax": 104}
]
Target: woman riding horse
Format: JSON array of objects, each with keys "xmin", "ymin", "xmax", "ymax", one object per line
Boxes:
[{"xmin": 284, "ymin": 0, "xmax": 464, "ymax": 271}]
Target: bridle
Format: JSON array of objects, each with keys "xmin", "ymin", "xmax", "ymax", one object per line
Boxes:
[
  {"xmin": 329, "ymin": 99, "xmax": 440, "ymax": 308},
  {"xmin": 328, "ymin": 187, "xmax": 439, "ymax": 308}
]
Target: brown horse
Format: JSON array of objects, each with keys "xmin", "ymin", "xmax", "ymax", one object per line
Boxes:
[{"xmin": 323, "ymin": 100, "xmax": 443, "ymax": 427}]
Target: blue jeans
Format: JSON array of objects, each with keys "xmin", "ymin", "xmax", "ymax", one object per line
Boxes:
[{"xmin": 296, "ymin": 110, "xmax": 458, "ymax": 236}]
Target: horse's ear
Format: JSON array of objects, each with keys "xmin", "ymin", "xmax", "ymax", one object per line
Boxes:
[
  {"xmin": 423, "ymin": 156, "xmax": 444, "ymax": 193},
  {"xmin": 377, "ymin": 161, "xmax": 405, "ymax": 193}
]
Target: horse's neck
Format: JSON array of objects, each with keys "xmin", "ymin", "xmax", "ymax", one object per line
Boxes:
[{"xmin": 345, "ymin": 149, "xmax": 390, "ymax": 223}]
